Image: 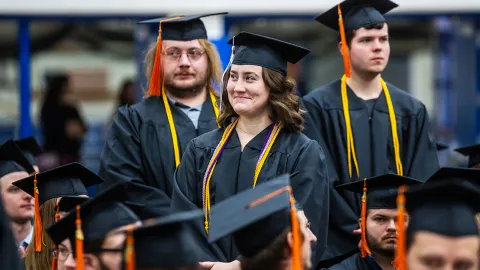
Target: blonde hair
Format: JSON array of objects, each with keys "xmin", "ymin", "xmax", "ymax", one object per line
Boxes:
[
  {"xmin": 143, "ymin": 39, "xmax": 222, "ymax": 99},
  {"xmin": 25, "ymin": 198, "xmax": 57, "ymax": 270}
]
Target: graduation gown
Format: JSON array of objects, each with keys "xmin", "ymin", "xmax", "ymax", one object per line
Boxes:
[
  {"xmin": 171, "ymin": 125, "xmax": 329, "ymax": 262},
  {"xmin": 98, "ymin": 95, "xmax": 218, "ymax": 199},
  {"xmin": 0, "ymin": 197, "xmax": 21, "ymax": 270},
  {"xmin": 302, "ymin": 79, "xmax": 439, "ymax": 268},
  {"xmin": 323, "ymin": 253, "xmax": 382, "ymax": 270}
]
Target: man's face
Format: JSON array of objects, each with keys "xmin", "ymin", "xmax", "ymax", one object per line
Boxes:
[
  {"xmin": 347, "ymin": 24, "xmax": 390, "ymax": 76},
  {"xmin": 162, "ymin": 39, "xmax": 209, "ymax": 99},
  {"xmin": 297, "ymin": 211, "xmax": 317, "ymax": 270},
  {"xmin": 407, "ymin": 231, "xmax": 479, "ymax": 270},
  {"xmin": 365, "ymin": 209, "xmax": 407, "ymax": 258},
  {"xmin": 0, "ymin": 171, "xmax": 34, "ymax": 223}
]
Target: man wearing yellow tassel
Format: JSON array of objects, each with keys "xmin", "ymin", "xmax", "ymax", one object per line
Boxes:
[
  {"xmin": 303, "ymin": 0, "xmax": 439, "ymax": 268},
  {"xmin": 322, "ymin": 174, "xmax": 421, "ymax": 270},
  {"xmin": 99, "ymin": 13, "xmax": 227, "ymax": 199}
]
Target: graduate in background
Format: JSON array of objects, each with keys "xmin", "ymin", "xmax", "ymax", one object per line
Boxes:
[
  {"xmin": 391, "ymin": 168, "xmax": 480, "ymax": 270},
  {"xmin": 302, "ymin": 0, "xmax": 439, "ymax": 267},
  {"xmin": 207, "ymin": 175, "xmax": 317, "ymax": 270},
  {"xmin": 325, "ymin": 174, "xmax": 421, "ymax": 270},
  {"xmin": 99, "ymin": 13, "xmax": 227, "ymax": 200},
  {"xmin": 171, "ymin": 31, "xmax": 329, "ymax": 264}
]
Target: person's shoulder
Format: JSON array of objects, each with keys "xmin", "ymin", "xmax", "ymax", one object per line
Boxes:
[
  {"xmin": 303, "ymin": 79, "xmax": 342, "ymax": 109},
  {"xmin": 325, "ymin": 253, "xmax": 363, "ymax": 270},
  {"xmin": 386, "ymin": 82, "xmax": 426, "ymax": 115},
  {"xmin": 190, "ymin": 128, "xmax": 224, "ymax": 149}
]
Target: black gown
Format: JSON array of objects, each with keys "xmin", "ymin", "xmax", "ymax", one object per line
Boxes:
[
  {"xmin": 0, "ymin": 196, "xmax": 21, "ymax": 270},
  {"xmin": 322, "ymin": 252, "xmax": 382, "ymax": 270},
  {"xmin": 98, "ymin": 95, "xmax": 218, "ymax": 199},
  {"xmin": 302, "ymin": 79, "xmax": 439, "ymax": 268},
  {"xmin": 171, "ymin": 125, "xmax": 329, "ymax": 262}
]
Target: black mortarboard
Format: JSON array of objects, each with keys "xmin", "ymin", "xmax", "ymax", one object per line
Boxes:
[
  {"xmin": 138, "ymin": 12, "xmax": 228, "ymax": 41},
  {"xmin": 208, "ymin": 174, "xmax": 295, "ymax": 258},
  {"xmin": 436, "ymin": 142, "xmax": 449, "ymax": 151},
  {"xmin": 0, "ymin": 139, "xmax": 35, "ymax": 178},
  {"xmin": 46, "ymin": 184, "xmax": 140, "ymax": 250},
  {"xmin": 12, "ymin": 163, "xmax": 103, "ymax": 206},
  {"xmin": 128, "ymin": 210, "xmax": 203, "ymax": 269},
  {"xmin": 228, "ymin": 31, "xmax": 310, "ymax": 76},
  {"xmin": 404, "ymin": 181, "xmax": 480, "ymax": 238},
  {"xmin": 315, "ymin": 0, "xmax": 398, "ymax": 32},
  {"xmin": 58, "ymin": 196, "xmax": 90, "ymax": 213},
  {"xmin": 454, "ymin": 144, "xmax": 480, "ymax": 168},
  {"xmin": 336, "ymin": 174, "xmax": 423, "ymax": 209},
  {"xmin": 424, "ymin": 167, "xmax": 480, "ymax": 190},
  {"xmin": 14, "ymin": 137, "xmax": 43, "ymax": 167}
]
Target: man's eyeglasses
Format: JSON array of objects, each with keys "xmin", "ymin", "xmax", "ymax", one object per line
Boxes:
[{"xmin": 162, "ymin": 48, "xmax": 205, "ymax": 61}]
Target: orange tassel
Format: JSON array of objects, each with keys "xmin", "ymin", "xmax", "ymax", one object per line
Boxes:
[
  {"xmin": 33, "ymin": 174, "xmax": 42, "ymax": 252},
  {"xmin": 393, "ymin": 185, "xmax": 408, "ymax": 270},
  {"xmin": 51, "ymin": 201, "xmax": 61, "ymax": 270},
  {"xmin": 75, "ymin": 205, "xmax": 84, "ymax": 270},
  {"xmin": 125, "ymin": 225, "xmax": 136, "ymax": 270},
  {"xmin": 147, "ymin": 16, "xmax": 184, "ymax": 96},
  {"xmin": 289, "ymin": 189, "xmax": 303, "ymax": 270},
  {"xmin": 360, "ymin": 178, "xmax": 371, "ymax": 257},
  {"xmin": 338, "ymin": 4, "xmax": 351, "ymax": 78}
]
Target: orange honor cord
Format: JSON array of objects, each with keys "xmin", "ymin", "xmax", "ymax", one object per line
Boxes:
[
  {"xmin": 360, "ymin": 178, "xmax": 371, "ymax": 257},
  {"xmin": 75, "ymin": 205, "xmax": 85, "ymax": 270},
  {"xmin": 393, "ymin": 185, "xmax": 408, "ymax": 270},
  {"xmin": 33, "ymin": 174, "xmax": 43, "ymax": 252},
  {"xmin": 338, "ymin": 4, "xmax": 351, "ymax": 78},
  {"xmin": 125, "ymin": 225, "xmax": 136, "ymax": 270}
]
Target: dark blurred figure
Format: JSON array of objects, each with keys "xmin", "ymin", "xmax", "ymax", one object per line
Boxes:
[
  {"xmin": 40, "ymin": 73, "xmax": 87, "ymax": 169},
  {"xmin": 117, "ymin": 79, "xmax": 136, "ymax": 108}
]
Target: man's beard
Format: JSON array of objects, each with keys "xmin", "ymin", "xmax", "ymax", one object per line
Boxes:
[
  {"xmin": 164, "ymin": 72, "xmax": 209, "ymax": 99},
  {"xmin": 366, "ymin": 233, "xmax": 395, "ymax": 258}
]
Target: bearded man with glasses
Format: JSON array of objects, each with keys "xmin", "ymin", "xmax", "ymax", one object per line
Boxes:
[{"xmin": 99, "ymin": 13, "xmax": 227, "ymax": 201}]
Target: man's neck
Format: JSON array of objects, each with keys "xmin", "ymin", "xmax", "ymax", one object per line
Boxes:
[
  {"xmin": 371, "ymin": 252, "xmax": 395, "ymax": 270},
  {"xmin": 237, "ymin": 112, "xmax": 272, "ymax": 136},
  {"xmin": 346, "ymin": 71, "xmax": 383, "ymax": 100},
  {"xmin": 10, "ymin": 220, "xmax": 32, "ymax": 245},
  {"xmin": 167, "ymin": 87, "xmax": 208, "ymax": 107}
]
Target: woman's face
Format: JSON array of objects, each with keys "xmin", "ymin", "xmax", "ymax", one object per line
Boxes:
[{"xmin": 226, "ymin": 65, "xmax": 270, "ymax": 118}]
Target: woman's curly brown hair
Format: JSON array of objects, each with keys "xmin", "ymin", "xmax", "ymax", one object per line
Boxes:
[{"xmin": 217, "ymin": 66, "xmax": 305, "ymax": 132}]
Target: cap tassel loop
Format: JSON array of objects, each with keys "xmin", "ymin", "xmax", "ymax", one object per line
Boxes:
[
  {"xmin": 33, "ymin": 174, "xmax": 43, "ymax": 252},
  {"xmin": 338, "ymin": 4, "xmax": 351, "ymax": 78},
  {"xmin": 51, "ymin": 200, "xmax": 61, "ymax": 270},
  {"xmin": 393, "ymin": 185, "xmax": 407, "ymax": 270},
  {"xmin": 125, "ymin": 225, "xmax": 136, "ymax": 270},
  {"xmin": 147, "ymin": 16, "xmax": 184, "ymax": 97},
  {"xmin": 288, "ymin": 188, "xmax": 303, "ymax": 270},
  {"xmin": 75, "ymin": 205, "xmax": 85, "ymax": 270},
  {"xmin": 360, "ymin": 178, "xmax": 371, "ymax": 257}
]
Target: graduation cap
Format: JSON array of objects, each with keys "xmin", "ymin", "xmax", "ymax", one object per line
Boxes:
[
  {"xmin": 227, "ymin": 31, "xmax": 310, "ymax": 77},
  {"xmin": 436, "ymin": 142, "xmax": 449, "ymax": 151},
  {"xmin": 454, "ymin": 144, "xmax": 480, "ymax": 168},
  {"xmin": 424, "ymin": 167, "xmax": 480, "ymax": 190},
  {"xmin": 315, "ymin": 0, "xmax": 398, "ymax": 32},
  {"xmin": 14, "ymin": 137, "xmax": 43, "ymax": 167},
  {"xmin": 123, "ymin": 210, "xmax": 203, "ymax": 269},
  {"xmin": 46, "ymin": 183, "xmax": 140, "ymax": 257},
  {"xmin": 336, "ymin": 174, "xmax": 422, "ymax": 257},
  {"xmin": 0, "ymin": 139, "xmax": 35, "ymax": 178},
  {"xmin": 138, "ymin": 12, "xmax": 228, "ymax": 41},
  {"xmin": 57, "ymin": 196, "xmax": 90, "ymax": 213},
  {"xmin": 138, "ymin": 12, "xmax": 227, "ymax": 97},
  {"xmin": 12, "ymin": 162, "xmax": 103, "ymax": 206},
  {"xmin": 12, "ymin": 163, "xmax": 103, "ymax": 252},
  {"xmin": 207, "ymin": 174, "xmax": 303, "ymax": 268}
]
